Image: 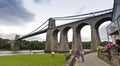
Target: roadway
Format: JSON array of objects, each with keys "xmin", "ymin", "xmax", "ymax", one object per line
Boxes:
[{"xmin": 74, "ymin": 52, "xmax": 111, "ymax": 66}]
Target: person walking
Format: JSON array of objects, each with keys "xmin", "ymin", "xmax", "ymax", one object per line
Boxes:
[
  {"xmin": 75, "ymin": 49, "xmax": 81, "ymax": 62},
  {"xmin": 29, "ymin": 49, "xmax": 32, "ymax": 55},
  {"xmin": 81, "ymin": 50, "xmax": 85, "ymax": 62}
]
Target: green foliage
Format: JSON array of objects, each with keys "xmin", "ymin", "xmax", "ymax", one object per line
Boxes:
[
  {"xmin": 0, "ymin": 53, "xmax": 65, "ymax": 66},
  {"xmin": 65, "ymin": 53, "xmax": 72, "ymax": 61},
  {"xmin": 115, "ymin": 39, "xmax": 120, "ymax": 53},
  {"xmin": 69, "ymin": 41, "xmax": 91, "ymax": 49},
  {"xmin": 103, "ymin": 53, "xmax": 111, "ymax": 61},
  {"xmin": 0, "ymin": 38, "xmax": 10, "ymax": 50},
  {"xmin": 116, "ymin": 46, "xmax": 120, "ymax": 52},
  {"xmin": 97, "ymin": 41, "xmax": 112, "ymax": 61},
  {"xmin": 69, "ymin": 42, "xmax": 72, "ymax": 49},
  {"xmin": 82, "ymin": 42, "xmax": 91, "ymax": 49},
  {"xmin": 0, "ymin": 38, "xmax": 45, "ymax": 50},
  {"xmin": 99, "ymin": 41, "xmax": 108, "ymax": 46},
  {"xmin": 115, "ymin": 39, "xmax": 120, "ymax": 46},
  {"xmin": 20, "ymin": 40, "xmax": 45, "ymax": 50}
]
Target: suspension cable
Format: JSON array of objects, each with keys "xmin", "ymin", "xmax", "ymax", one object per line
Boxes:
[
  {"xmin": 38, "ymin": 24, "xmax": 48, "ymax": 31},
  {"xmin": 28, "ymin": 19, "xmax": 49, "ymax": 34},
  {"xmin": 53, "ymin": 9, "xmax": 112, "ymax": 20},
  {"xmin": 28, "ymin": 9, "xmax": 112, "ymax": 34}
]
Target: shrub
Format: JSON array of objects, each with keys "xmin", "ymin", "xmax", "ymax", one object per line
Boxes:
[
  {"xmin": 115, "ymin": 39, "xmax": 120, "ymax": 53},
  {"xmin": 105, "ymin": 42, "xmax": 117, "ymax": 50},
  {"xmin": 116, "ymin": 46, "xmax": 120, "ymax": 53},
  {"xmin": 115, "ymin": 39, "xmax": 120, "ymax": 46},
  {"xmin": 65, "ymin": 53, "xmax": 72, "ymax": 61},
  {"xmin": 103, "ymin": 53, "xmax": 111, "ymax": 61},
  {"xmin": 97, "ymin": 46, "xmax": 105, "ymax": 52},
  {"xmin": 99, "ymin": 41, "xmax": 108, "ymax": 46}
]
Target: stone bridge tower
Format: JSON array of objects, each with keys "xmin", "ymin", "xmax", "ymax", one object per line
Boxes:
[
  {"xmin": 45, "ymin": 18, "xmax": 57, "ymax": 52},
  {"xmin": 11, "ymin": 35, "xmax": 20, "ymax": 51}
]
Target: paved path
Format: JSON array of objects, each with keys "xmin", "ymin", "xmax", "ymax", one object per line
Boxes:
[{"xmin": 74, "ymin": 52, "xmax": 111, "ymax": 66}]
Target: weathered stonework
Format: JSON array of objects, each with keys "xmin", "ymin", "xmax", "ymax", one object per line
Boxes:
[
  {"xmin": 111, "ymin": 49, "xmax": 120, "ymax": 66},
  {"xmin": 45, "ymin": 12, "xmax": 112, "ymax": 52}
]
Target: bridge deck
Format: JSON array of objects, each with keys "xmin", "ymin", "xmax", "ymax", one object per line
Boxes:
[{"xmin": 74, "ymin": 52, "xmax": 111, "ymax": 66}]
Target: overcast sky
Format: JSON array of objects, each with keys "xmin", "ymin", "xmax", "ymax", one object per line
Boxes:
[{"xmin": 0, "ymin": 0, "xmax": 113, "ymax": 41}]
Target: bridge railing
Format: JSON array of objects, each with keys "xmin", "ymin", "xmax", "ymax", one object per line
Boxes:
[
  {"xmin": 107, "ymin": 22, "xmax": 118, "ymax": 34},
  {"xmin": 107, "ymin": 15, "xmax": 120, "ymax": 35}
]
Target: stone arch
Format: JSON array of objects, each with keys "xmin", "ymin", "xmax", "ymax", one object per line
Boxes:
[
  {"xmin": 94, "ymin": 17, "xmax": 112, "ymax": 42},
  {"xmin": 58, "ymin": 26, "xmax": 72, "ymax": 52},
  {"xmin": 53, "ymin": 29, "xmax": 60, "ymax": 41},
  {"xmin": 72, "ymin": 23, "xmax": 90, "ymax": 51},
  {"xmin": 94, "ymin": 17, "xmax": 112, "ymax": 29},
  {"xmin": 76, "ymin": 23, "xmax": 89, "ymax": 32},
  {"xmin": 52, "ymin": 29, "xmax": 60, "ymax": 52},
  {"xmin": 62, "ymin": 27, "xmax": 72, "ymax": 35},
  {"xmin": 91, "ymin": 17, "xmax": 112, "ymax": 51}
]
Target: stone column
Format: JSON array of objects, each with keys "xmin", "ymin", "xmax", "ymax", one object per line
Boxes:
[
  {"xmin": 72, "ymin": 29, "xmax": 83, "ymax": 52},
  {"xmin": 91, "ymin": 26, "xmax": 101, "ymax": 51},
  {"xmin": 58, "ymin": 31, "xmax": 69, "ymax": 52},
  {"xmin": 45, "ymin": 29, "xmax": 53, "ymax": 52},
  {"xmin": 45, "ymin": 18, "xmax": 57, "ymax": 52},
  {"xmin": 51, "ymin": 32, "xmax": 59, "ymax": 52}
]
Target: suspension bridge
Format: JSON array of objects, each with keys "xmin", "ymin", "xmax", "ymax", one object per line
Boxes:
[{"xmin": 10, "ymin": 9, "xmax": 112, "ymax": 52}]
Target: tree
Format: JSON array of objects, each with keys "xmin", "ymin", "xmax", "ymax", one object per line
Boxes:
[{"xmin": 0, "ymin": 38, "xmax": 10, "ymax": 50}]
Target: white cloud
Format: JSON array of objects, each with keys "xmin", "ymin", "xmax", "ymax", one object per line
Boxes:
[
  {"xmin": 0, "ymin": 0, "xmax": 114, "ymax": 41},
  {"xmin": 34, "ymin": 0, "xmax": 51, "ymax": 4}
]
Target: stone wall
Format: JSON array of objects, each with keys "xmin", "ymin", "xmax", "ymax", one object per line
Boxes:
[
  {"xmin": 64, "ymin": 55, "xmax": 75, "ymax": 66},
  {"xmin": 98, "ymin": 49, "xmax": 120, "ymax": 66},
  {"xmin": 110, "ymin": 49, "xmax": 120, "ymax": 66}
]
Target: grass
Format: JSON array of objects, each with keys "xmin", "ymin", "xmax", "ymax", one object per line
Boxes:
[{"xmin": 0, "ymin": 53, "xmax": 66, "ymax": 66}]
